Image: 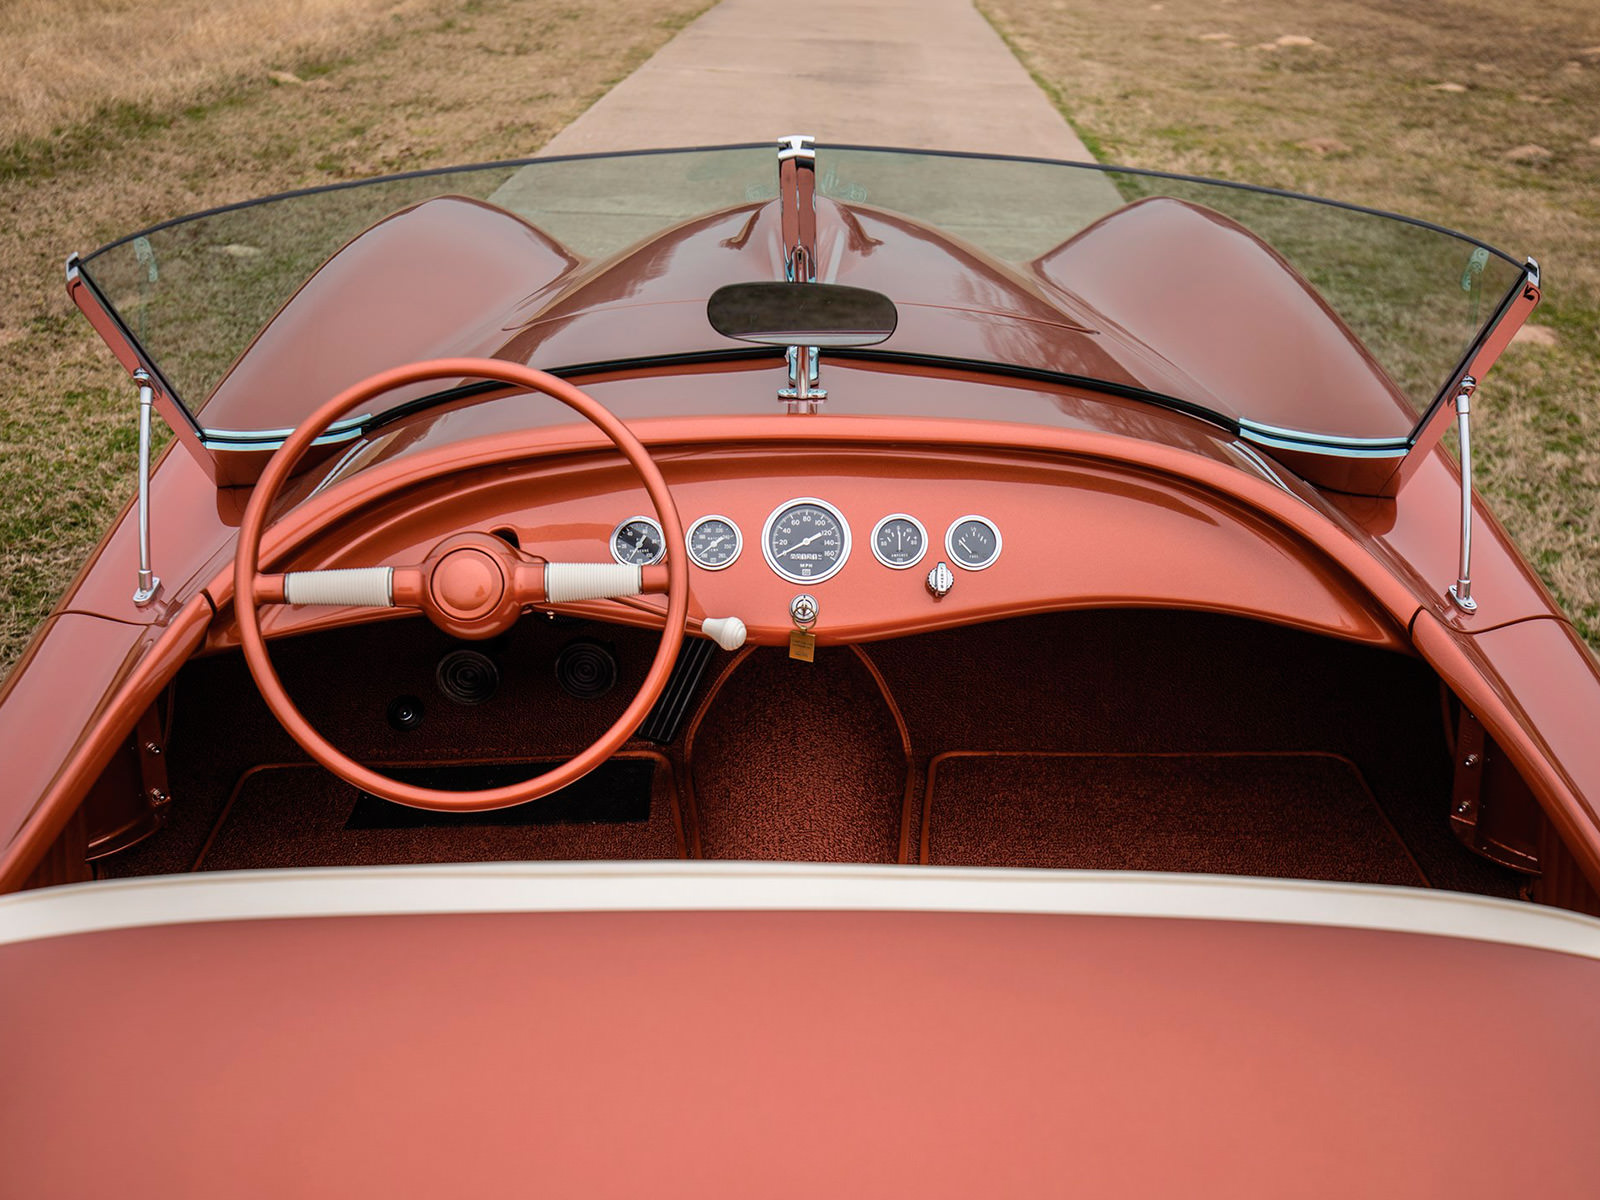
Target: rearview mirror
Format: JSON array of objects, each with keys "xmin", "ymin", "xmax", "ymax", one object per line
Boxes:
[{"xmin": 707, "ymin": 282, "xmax": 898, "ymax": 348}]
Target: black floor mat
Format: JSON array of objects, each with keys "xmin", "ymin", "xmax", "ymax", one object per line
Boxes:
[
  {"xmin": 345, "ymin": 759, "xmax": 654, "ymax": 828},
  {"xmin": 198, "ymin": 753, "xmax": 681, "ymax": 871}
]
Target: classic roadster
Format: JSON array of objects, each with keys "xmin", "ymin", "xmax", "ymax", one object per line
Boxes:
[{"xmin": 2, "ymin": 139, "xmax": 1598, "ymax": 1193}]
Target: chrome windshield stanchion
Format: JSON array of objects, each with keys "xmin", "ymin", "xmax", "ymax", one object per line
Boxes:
[
  {"xmin": 1447, "ymin": 375, "xmax": 1477, "ymax": 614},
  {"xmin": 131, "ymin": 369, "xmax": 161, "ymax": 607},
  {"xmin": 776, "ymin": 134, "xmax": 826, "ymax": 413}
]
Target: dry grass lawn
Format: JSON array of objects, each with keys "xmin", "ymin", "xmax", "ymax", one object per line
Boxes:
[
  {"xmin": 982, "ymin": 0, "xmax": 1600, "ymax": 646},
  {"xmin": 3, "ymin": 0, "xmax": 440, "ymax": 148},
  {"xmin": 0, "ymin": 0, "xmax": 707, "ymax": 675}
]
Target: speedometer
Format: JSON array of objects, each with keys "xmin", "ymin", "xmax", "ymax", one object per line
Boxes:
[{"xmin": 761, "ymin": 498, "xmax": 851, "ymax": 584}]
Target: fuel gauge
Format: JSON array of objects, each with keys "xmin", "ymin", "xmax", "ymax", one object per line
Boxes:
[{"xmin": 945, "ymin": 514, "xmax": 1002, "ymax": 570}]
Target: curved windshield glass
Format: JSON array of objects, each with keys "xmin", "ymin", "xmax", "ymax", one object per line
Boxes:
[{"xmin": 76, "ymin": 144, "xmax": 1526, "ymax": 449}]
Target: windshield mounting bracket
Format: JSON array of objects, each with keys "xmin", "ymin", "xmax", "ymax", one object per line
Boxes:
[
  {"xmin": 130, "ymin": 370, "xmax": 161, "ymax": 607},
  {"xmin": 1446, "ymin": 375, "xmax": 1478, "ymax": 613}
]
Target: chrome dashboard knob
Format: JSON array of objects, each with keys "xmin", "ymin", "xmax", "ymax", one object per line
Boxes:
[{"xmin": 926, "ymin": 561, "xmax": 954, "ymax": 598}]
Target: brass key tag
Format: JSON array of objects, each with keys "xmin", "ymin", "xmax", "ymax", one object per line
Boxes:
[{"xmin": 788, "ymin": 629, "xmax": 816, "ymax": 661}]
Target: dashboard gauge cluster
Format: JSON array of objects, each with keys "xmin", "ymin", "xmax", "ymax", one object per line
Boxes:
[{"xmin": 613, "ymin": 503, "xmax": 1001, "ymax": 582}]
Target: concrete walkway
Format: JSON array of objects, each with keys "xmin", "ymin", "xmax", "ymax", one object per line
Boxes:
[
  {"xmin": 538, "ymin": 0, "xmax": 1096, "ymax": 160},
  {"xmin": 491, "ymin": 0, "xmax": 1121, "ymax": 260}
]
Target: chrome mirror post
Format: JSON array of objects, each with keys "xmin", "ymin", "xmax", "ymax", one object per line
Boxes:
[
  {"xmin": 131, "ymin": 369, "xmax": 161, "ymax": 607},
  {"xmin": 1447, "ymin": 375, "xmax": 1477, "ymax": 613},
  {"xmin": 776, "ymin": 134, "xmax": 825, "ymax": 413}
]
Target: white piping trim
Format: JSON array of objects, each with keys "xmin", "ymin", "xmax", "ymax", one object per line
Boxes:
[{"xmin": 3, "ymin": 864, "xmax": 1600, "ymax": 959}]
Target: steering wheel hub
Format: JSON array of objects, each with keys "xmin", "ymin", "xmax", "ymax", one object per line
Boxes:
[{"xmin": 431, "ymin": 547, "xmax": 505, "ymax": 619}]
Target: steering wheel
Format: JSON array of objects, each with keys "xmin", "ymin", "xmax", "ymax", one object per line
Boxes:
[{"xmin": 234, "ymin": 357, "xmax": 690, "ymax": 811}]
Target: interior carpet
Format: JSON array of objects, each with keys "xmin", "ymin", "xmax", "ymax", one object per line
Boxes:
[
  {"xmin": 923, "ymin": 752, "xmax": 1428, "ymax": 885},
  {"xmin": 690, "ymin": 647, "xmax": 907, "ymax": 862},
  {"xmin": 197, "ymin": 753, "xmax": 682, "ymax": 871}
]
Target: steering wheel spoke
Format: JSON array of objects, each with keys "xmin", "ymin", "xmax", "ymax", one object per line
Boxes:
[
  {"xmin": 254, "ymin": 566, "xmax": 419, "ymax": 608},
  {"xmin": 537, "ymin": 562, "xmax": 671, "ymax": 604}
]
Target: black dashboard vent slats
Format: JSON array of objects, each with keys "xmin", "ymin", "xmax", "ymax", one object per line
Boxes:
[{"xmin": 639, "ymin": 636, "xmax": 717, "ymax": 744}]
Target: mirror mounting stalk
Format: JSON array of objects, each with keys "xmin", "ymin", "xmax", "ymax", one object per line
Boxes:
[{"xmin": 776, "ymin": 134, "xmax": 824, "ymax": 413}]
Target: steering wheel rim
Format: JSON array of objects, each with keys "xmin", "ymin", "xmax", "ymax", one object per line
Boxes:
[{"xmin": 233, "ymin": 357, "xmax": 690, "ymax": 811}]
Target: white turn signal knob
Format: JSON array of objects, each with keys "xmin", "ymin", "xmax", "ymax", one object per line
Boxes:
[{"xmin": 701, "ymin": 616, "xmax": 748, "ymax": 651}]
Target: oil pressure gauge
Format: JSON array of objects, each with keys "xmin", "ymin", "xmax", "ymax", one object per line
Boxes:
[
  {"xmin": 610, "ymin": 516, "xmax": 666, "ymax": 566},
  {"xmin": 686, "ymin": 514, "xmax": 742, "ymax": 570},
  {"xmin": 945, "ymin": 514, "xmax": 1001, "ymax": 570}
]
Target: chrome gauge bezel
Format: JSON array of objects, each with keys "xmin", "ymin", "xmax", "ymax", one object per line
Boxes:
[
  {"xmin": 869, "ymin": 513, "xmax": 929, "ymax": 570},
  {"xmin": 609, "ymin": 515, "xmax": 666, "ymax": 566},
  {"xmin": 944, "ymin": 514, "xmax": 1002, "ymax": 570},
  {"xmin": 685, "ymin": 514, "xmax": 743, "ymax": 571},
  {"xmin": 761, "ymin": 497, "xmax": 852, "ymax": 585}
]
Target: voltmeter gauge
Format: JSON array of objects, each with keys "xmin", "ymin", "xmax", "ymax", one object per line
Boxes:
[
  {"xmin": 945, "ymin": 514, "xmax": 1002, "ymax": 570},
  {"xmin": 870, "ymin": 513, "xmax": 928, "ymax": 569},
  {"xmin": 686, "ymin": 514, "xmax": 742, "ymax": 570},
  {"xmin": 610, "ymin": 516, "xmax": 666, "ymax": 566}
]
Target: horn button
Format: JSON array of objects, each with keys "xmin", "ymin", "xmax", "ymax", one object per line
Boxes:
[{"xmin": 431, "ymin": 547, "xmax": 506, "ymax": 620}]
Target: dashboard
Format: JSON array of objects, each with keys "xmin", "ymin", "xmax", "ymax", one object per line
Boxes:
[{"xmin": 246, "ymin": 442, "xmax": 1397, "ymax": 652}]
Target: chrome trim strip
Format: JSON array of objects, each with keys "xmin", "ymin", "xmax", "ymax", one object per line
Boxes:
[
  {"xmin": 199, "ymin": 414, "xmax": 372, "ymax": 451},
  {"xmin": 3, "ymin": 864, "xmax": 1599, "ymax": 960},
  {"xmin": 1237, "ymin": 418, "xmax": 1411, "ymax": 459}
]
